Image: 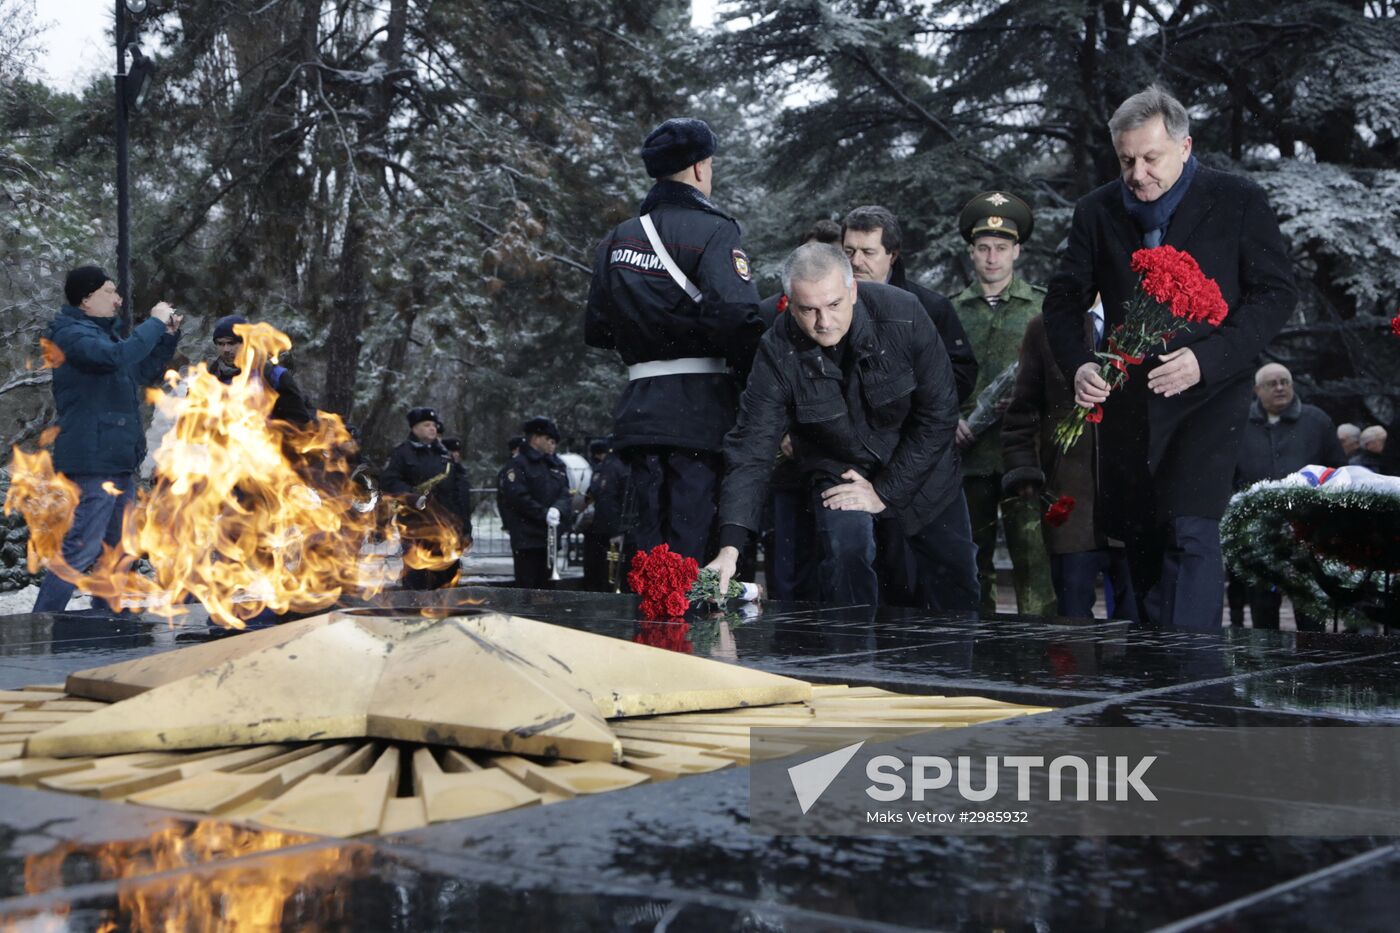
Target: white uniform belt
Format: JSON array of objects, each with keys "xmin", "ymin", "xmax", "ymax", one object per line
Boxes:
[{"xmin": 627, "ymin": 357, "xmax": 727, "ymax": 380}]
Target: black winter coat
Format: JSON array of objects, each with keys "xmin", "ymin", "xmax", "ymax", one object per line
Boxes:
[
  {"xmin": 1383, "ymin": 415, "xmax": 1400, "ymax": 477},
  {"xmin": 585, "ymin": 453, "xmax": 630, "ymax": 537},
  {"xmin": 1235, "ymin": 397, "xmax": 1345, "ymax": 488},
  {"xmin": 888, "ymin": 259, "xmax": 979, "ymax": 404},
  {"xmin": 1043, "ymin": 166, "xmax": 1297, "ymax": 528},
  {"xmin": 382, "ymin": 438, "xmax": 473, "ymax": 536},
  {"xmin": 497, "ymin": 446, "xmax": 571, "ymax": 550},
  {"xmin": 719, "ymin": 282, "xmax": 961, "ymax": 541},
  {"xmin": 584, "ymin": 181, "xmax": 765, "ymax": 452}
]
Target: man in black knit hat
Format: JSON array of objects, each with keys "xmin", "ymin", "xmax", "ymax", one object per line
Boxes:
[
  {"xmin": 584, "ymin": 117, "xmax": 764, "ymax": 564},
  {"xmin": 33, "ymin": 265, "xmax": 182, "ymax": 612}
]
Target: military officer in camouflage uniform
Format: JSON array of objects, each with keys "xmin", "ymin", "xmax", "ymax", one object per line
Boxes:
[{"xmin": 951, "ymin": 192, "xmax": 1056, "ymax": 616}]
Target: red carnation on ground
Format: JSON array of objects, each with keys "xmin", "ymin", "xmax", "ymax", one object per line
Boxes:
[
  {"xmin": 1055, "ymin": 245, "xmax": 1229, "ymax": 453},
  {"xmin": 1390, "ymin": 310, "xmax": 1400, "ymax": 338},
  {"xmin": 1043, "ymin": 495, "xmax": 1076, "ymax": 528},
  {"xmin": 628, "ymin": 543, "xmax": 701, "ymax": 621}
]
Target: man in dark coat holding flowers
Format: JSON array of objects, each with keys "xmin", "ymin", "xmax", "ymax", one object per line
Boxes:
[{"xmin": 1042, "ymin": 85, "xmax": 1297, "ymax": 630}]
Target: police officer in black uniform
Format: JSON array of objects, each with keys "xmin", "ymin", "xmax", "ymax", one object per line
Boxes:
[
  {"xmin": 584, "ymin": 117, "xmax": 764, "ymax": 563},
  {"xmin": 581, "ymin": 438, "xmax": 630, "ymax": 591},
  {"xmin": 382, "ymin": 407, "xmax": 473, "ymax": 590},
  {"xmin": 497, "ymin": 416, "xmax": 572, "ymax": 589}
]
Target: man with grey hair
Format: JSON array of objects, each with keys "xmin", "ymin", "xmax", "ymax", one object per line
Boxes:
[
  {"xmin": 705, "ymin": 243, "xmax": 977, "ymax": 611},
  {"xmin": 1043, "ymin": 84, "xmax": 1297, "ymax": 630},
  {"xmin": 1337, "ymin": 423, "xmax": 1361, "ymax": 458},
  {"xmin": 1233, "ymin": 362, "xmax": 1344, "ymax": 630},
  {"xmin": 1352, "ymin": 425, "xmax": 1388, "ymax": 471}
]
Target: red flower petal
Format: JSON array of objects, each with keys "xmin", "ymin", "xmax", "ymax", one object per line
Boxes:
[{"xmin": 1085, "ymin": 404, "xmax": 1103, "ymax": 424}]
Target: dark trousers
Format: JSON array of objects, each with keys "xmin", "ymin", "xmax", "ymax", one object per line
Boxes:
[
  {"xmin": 512, "ymin": 547, "xmax": 553, "ymax": 590},
  {"xmin": 1051, "ymin": 549, "xmax": 1139, "ymax": 621},
  {"xmin": 582, "ymin": 533, "xmax": 615, "ymax": 592},
  {"xmin": 33, "ymin": 473, "xmax": 135, "ymax": 613},
  {"xmin": 905, "ymin": 496, "xmax": 981, "ymax": 613},
  {"xmin": 1246, "ymin": 585, "xmax": 1323, "ymax": 632},
  {"xmin": 766, "ymin": 484, "xmax": 817, "ymax": 601},
  {"xmin": 625, "ymin": 447, "xmax": 719, "ymax": 563},
  {"xmin": 1226, "ymin": 570, "xmax": 1248, "ymax": 625},
  {"xmin": 874, "ymin": 518, "xmax": 919, "ymax": 608},
  {"xmin": 812, "ymin": 492, "xmax": 979, "ymax": 613},
  {"xmin": 812, "ymin": 500, "xmax": 880, "ymax": 606},
  {"xmin": 1132, "ymin": 516, "xmax": 1225, "ymax": 632}
]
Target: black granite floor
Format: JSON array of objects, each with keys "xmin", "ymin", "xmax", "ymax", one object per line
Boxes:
[{"xmin": 1, "ymin": 589, "xmax": 1398, "ymax": 931}]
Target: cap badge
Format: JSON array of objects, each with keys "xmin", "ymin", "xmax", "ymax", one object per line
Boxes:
[
  {"xmin": 985, "ymin": 193, "xmax": 1010, "ymax": 207},
  {"xmin": 986, "ymin": 216, "xmax": 1005, "ymax": 228}
]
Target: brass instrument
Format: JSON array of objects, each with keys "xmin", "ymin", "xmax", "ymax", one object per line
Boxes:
[
  {"xmin": 606, "ymin": 538, "xmax": 621, "ymax": 592},
  {"xmin": 410, "ymin": 466, "xmax": 452, "ymax": 511},
  {"xmin": 547, "ymin": 521, "xmax": 561, "ymax": 582}
]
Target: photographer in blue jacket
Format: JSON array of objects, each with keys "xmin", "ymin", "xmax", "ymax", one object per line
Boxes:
[{"xmin": 32, "ymin": 265, "xmax": 182, "ymax": 613}]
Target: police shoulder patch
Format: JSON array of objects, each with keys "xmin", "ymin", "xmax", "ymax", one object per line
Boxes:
[
  {"xmin": 506, "ymin": 469, "xmax": 516, "ymax": 483},
  {"xmin": 731, "ymin": 249, "xmax": 751, "ymax": 282}
]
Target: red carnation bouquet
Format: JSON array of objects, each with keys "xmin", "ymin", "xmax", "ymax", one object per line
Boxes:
[
  {"xmin": 627, "ymin": 543, "xmax": 762, "ymax": 620},
  {"xmin": 628, "ymin": 544, "xmax": 699, "ymax": 620},
  {"xmin": 1054, "ymin": 245, "xmax": 1229, "ymax": 452}
]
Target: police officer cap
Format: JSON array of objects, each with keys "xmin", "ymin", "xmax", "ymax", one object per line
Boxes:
[
  {"xmin": 64, "ymin": 265, "xmax": 112, "ymax": 307},
  {"xmin": 213, "ymin": 314, "xmax": 248, "ymax": 342},
  {"xmin": 588, "ymin": 438, "xmax": 610, "ymax": 456},
  {"xmin": 406, "ymin": 406, "xmax": 439, "ymax": 428},
  {"xmin": 640, "ymin": 118, "xmax": 717, "ymax": 178},
  {"xmin": 508, "ymin": 435, "xmax": 526, "ymax": 452},
  {"xmin": 442, "ymin": 437, "xmax": 462, "ymax": 453},
  {"xmin": 522, "ymin": 416, "xmax": 560, "ymax": 441},
  {"xmin": 958, "ymin": 191, "xmax": 1034, "ymax": 244}
]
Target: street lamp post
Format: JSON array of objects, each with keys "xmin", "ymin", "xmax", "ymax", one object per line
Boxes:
[
  {"xmin": 115, "ymin": 0, "xmax": 132, "ymax": 335},
  {"xmin": 114, "ymin": 0, "xmax": 153, "ymax": 336}
]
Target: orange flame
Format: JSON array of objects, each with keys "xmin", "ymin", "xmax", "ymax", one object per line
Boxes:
[
  {"xmin": 39, "ymin": 337, "xmax": 65, "ymax": 369},
  {"xmin": 23, "ymin": 819, "xmax": 370, "ymax": 931},
  {"xmin": 3, "ymin": 442, "xmax": 79, "ymax": 575},
  {"xmin": 5, "ymin": 323, "xmax": 467, "ymax": 627}
]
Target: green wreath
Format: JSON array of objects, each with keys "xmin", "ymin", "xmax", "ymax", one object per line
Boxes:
[{"xmin": 1220, "ymin": 483, "xmax": 1400, "ymax": 625}]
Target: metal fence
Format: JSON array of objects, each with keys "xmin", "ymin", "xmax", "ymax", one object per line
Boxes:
[{"xmin": 467, "ymin": 488, "xmax": 583, "ymax": 567}]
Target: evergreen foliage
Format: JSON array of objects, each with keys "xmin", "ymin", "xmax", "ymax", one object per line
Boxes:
[{"xmin": 1, "ymin": 0, "xmax": 1397, "ymax": 483}]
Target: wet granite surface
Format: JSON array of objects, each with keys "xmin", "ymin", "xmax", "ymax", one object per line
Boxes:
[{"xmin": 0, "ymin": 587, "xmax": 1397, "ymax": 931}]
